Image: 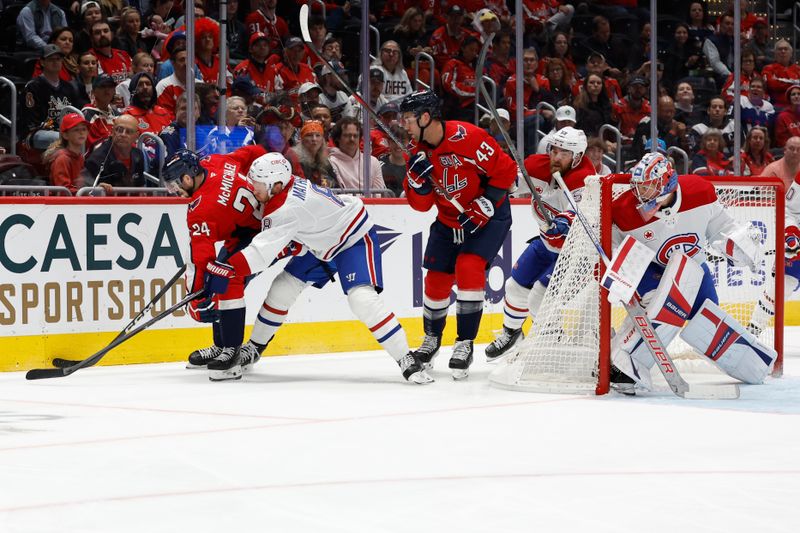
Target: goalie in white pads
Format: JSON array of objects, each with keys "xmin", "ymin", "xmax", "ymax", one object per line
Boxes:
[
  {"xmin": 198, "ymin": 152, "xmax": 434, "ymax": 384},
  {"xmin": 607, "ymin": 153, "xmax": 776, "ymax": 394}
]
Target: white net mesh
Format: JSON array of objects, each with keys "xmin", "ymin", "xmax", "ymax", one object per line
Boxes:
[{"xmin": 489, "ymin": 175, "xmax": 780, "ymax": 394}]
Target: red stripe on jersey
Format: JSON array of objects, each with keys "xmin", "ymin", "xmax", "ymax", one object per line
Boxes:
[
  {"xmin": 323, "ymin": 206, "xmax": 366, "ymax": 260},
  {"xmin": 370, "ymin": 313, "xmax": 395, "ymax": 332},
  {"xmin": 364, "ymin": 231, "xmax": 377, "ymax": 284}
]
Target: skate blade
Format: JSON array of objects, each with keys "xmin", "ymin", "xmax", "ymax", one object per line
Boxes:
[
  {"xmin": 209, "ymin": 367, "xmax": 243, "ymax": 382},
  {"xmin": 186, "ymin": 363, "xmax": 208, "ymax": 369},
  {"xmin": 407, "ymin": 370, "xmax": 434, "ymax": 384},
  {"xmin": 451, "ymin": 369, "xmax": 469, "ymax": 380},
  {"xmin": 241, "ymin": 356, "xmax": 261, "ymax": 374}
]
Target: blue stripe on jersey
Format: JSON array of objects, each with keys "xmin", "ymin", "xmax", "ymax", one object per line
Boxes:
[{"xmin": 325, "ymin": 211, "xmax": 369, "ymax": 260}]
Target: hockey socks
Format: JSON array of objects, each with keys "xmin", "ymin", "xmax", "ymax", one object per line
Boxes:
[
  {"xmin": 348, "ymin": 285, "xmax": 409, "ymax": 360},
  {"xmin": 456, "ymin": 289, "xmax": 483, "ymax": 341},
  {"xmin": 251, "ymin": 271, "xmax": 306, "ymax": 347},
  {"xmin": 422, "ymin": 295, "xmax": 450, "ymax": 336},
  {"xmin": 219, "ymin": 307, "xmax": 246, "ymax": 347}
]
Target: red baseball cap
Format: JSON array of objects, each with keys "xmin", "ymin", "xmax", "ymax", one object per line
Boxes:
[
  {"xmin": 60, "ymin": 112, "xmax": 88, "ymax": 133},
  {"xmin": 249, "ymin": 32, "xmax": 269, "ymax": 47}
]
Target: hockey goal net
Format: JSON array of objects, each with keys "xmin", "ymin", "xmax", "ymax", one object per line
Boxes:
[{"xmin": 490, "ymin": 174, "xmax": 785, "ymax": 394}]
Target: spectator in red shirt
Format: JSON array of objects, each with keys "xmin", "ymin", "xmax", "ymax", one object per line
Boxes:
[
  {"xmin": 32, "ymin": 27, "xmax": 79, "ymax": 82},
  {"xmin": 83, "ymin": 74, "xmax": 120, "ymax": 147},
  {"xmin": 762, "ymin": 39, "xmax": 800, "ymax": 109},
  {"xmin": 245, "ymin": 0, "xmax": 289, "ymax": 51},
  {"xmin": 775, "ymin": 85, "xmax": 800, "ymax": 147},
  {"xmin": 45, "ymin": 112, "xmax": 89, "ymax": 194},
  {"xmin": 612, "ymin": 76, "xmax": 651, "ymax": 140},
  {"xmin": 266, "ymin": 36, "xmax": 316, "ymax": 104},
  {"xmin": 91, "ymin": 20, "xmax": 132, "ymax": 83},
  {"xmin": 575, "ymin": 52, "xmax": 622, "ymax": 104},
  {"xmin": 721, "ymin": 48, "xmax": 758, "ymax": 105},
  {"xmin": 741, "ymin": 126, "xmax": 774, "ymax": 176},
  {"xmin": 691, "ymin": 129, "xmax": 732, "ymax": 175},
  {"xmin": 233, "ymin": 32, "xmax": 278, "ymax": 97},
  {"xmin": 195, "ymin": 17, "xmax": 225, "ymax": 85},
  {"xmin": 504, "ymin": 47, "xmax": 552, "ymax": 118},
  {"xmin": 441, "ymin": 36, "xmax": 480, "ymax": 122},
  {"xmin": 429, "ymin": 5, "xmax": 477, "ymax": 71},
  {"xmin": 304, "ymin": 15, "xmax": 327, "ymax": 69},
  {"xmin": 540, "ymin": 31, "xmax": 578, "ymax": 82},
  {"xmin": 156, "ymin": 47, "xmax": 189, "ymax": 117},
  {"xmin": 487, "ymin": 30, "xmax": 515, "ymax": 92},
  {"xmin": 125, "ymin": 71, "xmax": 172, "ymax": 134}
]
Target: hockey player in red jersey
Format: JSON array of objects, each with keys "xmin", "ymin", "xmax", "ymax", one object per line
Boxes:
[
  {"xmin": 162, "ymin": 144, "xmax": 268, "ymax": 381},
  {"xmin": 485, "ymin": 126, "xmax": 596, "ymax": 361},
  {"xmin": 400, "ymin": 90, "xmax": 517, "ymax": 379}
]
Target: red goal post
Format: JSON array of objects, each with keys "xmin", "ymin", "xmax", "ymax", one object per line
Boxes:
[{"xmin": 490, "ymin": 174, "xmax": 784, "ymax": 395}]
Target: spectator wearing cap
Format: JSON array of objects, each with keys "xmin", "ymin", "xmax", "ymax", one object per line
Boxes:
[
  {"xmin": 329, "ymin": 116, "xmax": 386, "ymax": 191},
  {"xmin": 370, "ymin": 101, "xmax": 400, "ymax": 159},
  {"xmin": 72, "ymin": 50, "xmax": 99, "ymax": 108},
  {"xmin": 687, "ymin": 97, "xmax": 735, "ymax": 156},
  {"xmin": 32, "ymin": 27, "xmax": 79, "ymax": 83},
  {"xmin": 721, "ymin": 48, "xmax": 759, "ymax": 106},
  {"xmin": 160, "ymin": 92, "xmax": 201, "ymax": 159},
  {"xmin": 537, "ymin": 105, "xmax": 576, "ymax": 154},
  {"xmin": 266, "ymin": 36, "xmax": 316, "ymax": 104},
  {"xmin": 117, "ymin": 51, "xmax": 155, "ymax": 107},
  {"xmin": 245, "ymin": 0, "xmax": 289, "ymax": 52},
  {"xmin": 612, "ymin": 77, "xmax": 651, "ymax": 141},
  {"xmin": 378, "ymin": 123, "xmax": 410, "ymax": 198},
  {"xmin": 350, "ymin": 67, "xmax": 389, "ymax": 122},
  {"xmin": 298, "ymin": 81, "xmax": 322, "ymax": 121},
  {"xmin": 318, "ymin": 61, "xmax": 354, "ymax": 122},
  {"xmin": 296, "ymin": 120, "xmax": 337, "ymax": 189},
  {"xmin": 74, "ymin": 1, "xmax": 103, "ymax": 55},
  {"xmin": 577, "ymin": 15, "xmax": 627, "ymax": 71},
  {"xmin": 155, "ymin": 30, "xmax": 187, "ymax": 82},
  {"xmin": 631, "ymin": 95, "xmax": 686, "ymax": 161},
  {"xmin": 233, "ymin": 32, "xmax": 277, "ymax": 96},
  {"xmin": 750, "ymin": 18, "xmax": 773, "ymax": 71},
  {"xmin": 578, "ymin": 52, "xmax": 623, "ymax": 104},
  {"xmin": 91, "ymin": 20, "xmax": 133, "ymax": 83},
  {"xmin": 574, "ymin": 73, "xmax": 613, "ymax": 137},
  {"xmin": 484, "ymin": 108, "xmax": 511, "ymax": 139},
  {"xmin": 441, "ymin": 36, "xmax": 480, "ymax": 121},
  {"xmin": 156, "ymin": 47, "xmax": 190, "ymax": 117},
  {"xmin": 739, "ymin": 77, "xmax": 775, "ymax": 136},
  {"xmin": 16, "ymin": 0, "xmax": 68, "ymax": 52},
  {"xmin": 83, "ymin": 74, "xmax": 121, "ymax": 146},
  {"xmin": 673, "ymin": 81, "xmax": 704, "ymax": 128},
  {"xmin": 429, "ymin": 5, "xmax": 479, "ymax": 71},
  {"xmin": 113, "ymin": 7, "xmax": 148, "ymax": 59},
  {"xmin": 762, "ymin": 40, "xmax": 800, "ymax": 109},
  {"xmin": 392, "ymin": 7, "xmax": 433, "ymax": 68},
  {"xmin": 257, "ymin": 94, "xmax": 305, "ymax": 177},
  {"xmin": 22, "ymin": 44, "xmax": 82, "ymax": 150},
  {"xmin": 373, "ymin": 40, "xmax": 413, "ymax": 103},
  {"xmin": 124, "ymin": 71, "xmax": 172, "ymax": 134},
  {"xmin": 80, "ymin": 114, "xmax": 146, "ymax": 193},
  {"xmin": 232, "ymin": 76, "xmax": 264, "ymax": 109},
  {"xmin": 504, "ymin": 47, "xmax": 552, "ymax": 119},
  {"xmin": 775, "ymin": 85, "xmax": 800, "ymax": 148},
  {"xmin": 45, "ymin": 112, "xmax": 88, "ymax": 194}
]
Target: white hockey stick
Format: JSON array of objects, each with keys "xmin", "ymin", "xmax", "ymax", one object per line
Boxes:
[
  {"xmin": 552, "ymin": 172, "xmax": 739, "ymax": 400},
  {"xmin": 475, "ymin": 33, "xmax": 552, "ymax": 225},
  {"xmin": 298, "ymin": 4, "xmax": 464, "ymax": 213}
]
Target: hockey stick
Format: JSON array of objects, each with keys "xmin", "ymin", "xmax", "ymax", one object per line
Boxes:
[
  {"xmin": 298, "ymin": 4, "xmax": 465, "ymax": 213},
  {"xmin": 475, "ymin": 32, "xmax": 552, "ymax": 225},
  {"xmin": 51, "ymin": 266, "xmax": 188, "ymax": 368},
  {"xmin": 552, "ymin": 172, "xmax": 739, "ymax": 400},
  {"xmin": 25, "ymin": 288, "xmax": 205, "ymax": 380}
]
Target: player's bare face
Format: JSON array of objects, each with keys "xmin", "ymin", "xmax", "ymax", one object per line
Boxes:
[
  {"xmin": 549, "ymin": 146, "xmax": 573, "ymax": 174},
  {"xmin": 401, "ymin": 112, "xmax": 426, "ymax": 141}
]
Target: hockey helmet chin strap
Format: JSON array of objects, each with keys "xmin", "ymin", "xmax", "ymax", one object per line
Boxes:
[{"xmin": 416, "ymin": 111, "xmax": 433, "ymax": 145}]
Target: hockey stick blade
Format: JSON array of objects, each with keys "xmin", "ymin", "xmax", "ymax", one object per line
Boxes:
[
  {"xmin": 47, "ymin": 266, "xmax": 188, "ymax": 369},
  {"xmin": 25, "ymin": 289, "xmax": 204, "ymax": 381},
  {"xmin": 681, "ymin": 383, "xmax": 740, "ymax": 400}
]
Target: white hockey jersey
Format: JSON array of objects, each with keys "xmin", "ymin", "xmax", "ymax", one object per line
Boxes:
[
  {"xmin": 612, "ymin": 174, "xmax": 739, "ymax": 267},
  {"xmin": 240, "ymin": 177, "xmax": 372, "ymax": 274},
  {"xmin": 522, "ymin": 153, "xmax": 597, "ymax": 228},
  {"xmin": 785, "ymin": 178, "xmax": 800, "ymax": 228}
]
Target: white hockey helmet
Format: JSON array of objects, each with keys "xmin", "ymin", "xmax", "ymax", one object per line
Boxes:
[
  {"xmin": 630, "ymin": 152, "xmax": 678, "ymax": 217},
  {"xmin": 247, "ymin": 152, "xmax": 293, "ymax": 194},
  {"xmin": 547, "ymin": 126, "xmax": 587, "ymax": 168}
]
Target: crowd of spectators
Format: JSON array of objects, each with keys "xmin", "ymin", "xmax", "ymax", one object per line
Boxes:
[{"xmin": 1, "ymin": 0, "xmax": 799, "ymax": 195}]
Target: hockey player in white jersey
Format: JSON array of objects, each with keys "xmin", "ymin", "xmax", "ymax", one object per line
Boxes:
[
  {"xmin": 485, "ymin": 126, "xmax": 596, "ymax": 361},
  {"xmin": 199, "ymin": 152, "xmax": 434, "ymax": 384},
  {"xmin": 607, "ymin": 152, "xmax": 776, "ymax": 394}
]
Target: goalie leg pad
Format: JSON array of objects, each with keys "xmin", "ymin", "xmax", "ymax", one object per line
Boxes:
[
  {"xmin": 348, "ymin": 285, "xmax": 409, "ymax": 360},
  {"xmin": 680, "ymin": 299, "xmax": 776, "ymax": 384},
  {"xmin": 250, "ymin": 270, "xmax": 306, "ymax": 346}
]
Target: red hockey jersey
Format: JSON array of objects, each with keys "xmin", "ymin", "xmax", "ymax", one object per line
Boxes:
[
  {"xmin": 185, "ymin": 144, "xmax": 268, "ymax": 292},
  {"xmin": 244, "ymin": 10, "xmax": 289, "ymax": 52},
  {"xmin": 404, "ymin": 121, "xmax": 517, "ymax": 228},
  {"xmin": 93, "ymin": 48, "xmax": 132, "ymax": 83}
]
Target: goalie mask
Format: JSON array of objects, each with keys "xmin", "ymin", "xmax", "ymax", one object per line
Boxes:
[
  {"xmin": 248, "ymin": 152, "xmax": 293, "ymax": 199},
  {"xmin": 547, "ymin": 126, "xmax": 587, "ymax": 168},
  {"xmin": 630, "ymin": 152, "xmax": 678, "ymax": 220}
]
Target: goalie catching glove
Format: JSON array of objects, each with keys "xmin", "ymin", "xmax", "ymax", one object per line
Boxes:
[
  {"xmin": 406, "ymin": 152, "xmax": 434, "ymax": 195},
  {"xmin": 786, "ymin": 226, "xmax": 800, "ymax": 262},
  {"xmin": 541, "ymin": 210, "xmax": 576, "ymax": 252},
  {"xmin": 711, "ymin": 224, "xmax": 763, "ymax": 273}
]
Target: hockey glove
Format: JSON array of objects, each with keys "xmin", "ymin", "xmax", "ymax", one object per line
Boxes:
[
  {"xmin": 204, "ymin": 260, "xmax": 235, "ymax": 296},
  {"xmin": 271, "ymin": 240, "xmax": 305, "ymax": 265},
  {"xmin": 541, "ymin": 210, "xmax": 576, "ymax": 252},
  {"xmin": 786, "ymin": 226, "xmax": 800, "ymax": 262},
  {"xmin": 188, "ymin": 295, "xmax": 220, "ymax": 323},
  {"xmin": 406, "ymin": 152, "xmax": 434, "ymax": 195},
  {"xmin": 458, "ymin": 196, "xmax": 495, "ymax": 234}
]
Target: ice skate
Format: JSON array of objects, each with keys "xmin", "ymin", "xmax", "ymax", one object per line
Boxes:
[
  {"xmin": 208, "ymin": 346, "xmax": 243, "ymax": 381},
  {"xmin": 239, "ymin": 341, "xmax": 262, "ymax": 374},
  {"xmin": 412, "ymin": 334, "xmax": 441, "ymax": 370},
  {"xmin": 449, "ymin": 339, "xmax": 474, "ymax": 380},
  {"xmin": 398, "ymin": 352, "xmax": 434, "ymax": 384},
  {"xmin": 485, "ymin": 327, "xmax": 524, "ymax": 362},
  {"xmin": 609, "ymin": 364, "xmax": 636, "ymax": 396},
  {"xmin": 187, "ymin": 345, "xmax": 222, "ymax": 369}
]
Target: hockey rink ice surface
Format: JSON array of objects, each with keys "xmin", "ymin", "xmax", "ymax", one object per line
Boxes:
[{"xmin": 2, "ymin": 335, "xmax": 800, "ymax": 532}]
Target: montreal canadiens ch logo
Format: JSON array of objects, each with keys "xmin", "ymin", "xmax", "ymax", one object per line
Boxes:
[{"xmin": 656, "ymin": 233, "xmax": 700, "ymax": 264}]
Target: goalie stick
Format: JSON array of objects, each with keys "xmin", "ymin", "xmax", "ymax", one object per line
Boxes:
[
  {"xmin": 52, "ymin": 266, "xmax": 188, "ymax": 368},
  {"xmin": 475, "ymin": 32, "xmax": 552, "ymax": 225},
  {"xmin": 552, "ymin": 171, "xmax": 740, "ymax": 400},
  {"xmin": 298, "ymin": 4, "xmax": 465, "ymax": 213},
  {"xmin": 26, "ymin": 288, "xmax": 205, "ymax": 381}
]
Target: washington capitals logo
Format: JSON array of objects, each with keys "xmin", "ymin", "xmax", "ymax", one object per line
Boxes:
[
  {"xmin": 188, "ymin": 197, "xmax": 201, "ymax": 212},
  {"xmin": 644, "ymin": 230, "xmax": 654, "ymax": 241},
  {"xmin": 448, "ymin": 124, "xmax": 468, "ymax": 142}
]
